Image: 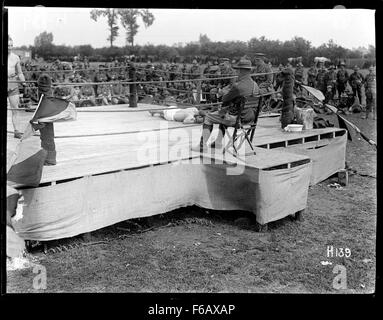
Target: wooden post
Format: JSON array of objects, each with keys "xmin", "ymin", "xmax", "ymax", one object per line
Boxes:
[
  {"xmin": 196, "ymin": 73, "xmax": 202, "ymax": 104},
  {"xmin": 128, "ymin": 63, "xmax": 137, "ymax": 108},
  {"xmin": 338, "ymin": 169, "xmax": 349, "ymax": 186}
]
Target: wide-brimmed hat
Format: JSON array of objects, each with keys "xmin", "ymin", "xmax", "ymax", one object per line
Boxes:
[
  {"xmin": 254, "ymin": 53, "xmax": 266, "ymax": 59},
  {"xmin": 340, "ymin": 61, "xmax": 346, "ymax": 66},
  {"xmin": 37, "ymin": 74, "xmax": 52, "ymax": 92},
  {"xmin": 232, "ymin": 59, "xmax": 252, "ymax": 69}
]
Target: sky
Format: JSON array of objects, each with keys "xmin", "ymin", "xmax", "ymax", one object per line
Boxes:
[{"xmin": 6, "ymin": 7, "xmax": 376, "ymax": 49}]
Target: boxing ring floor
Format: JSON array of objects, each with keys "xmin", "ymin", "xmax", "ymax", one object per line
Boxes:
[{"xmin": 6, "ymin": 104, "xmax": 347, "ymax": 240}]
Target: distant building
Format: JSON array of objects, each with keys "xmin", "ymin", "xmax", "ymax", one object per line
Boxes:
[{"xmin": 12, "ymin": 49, "xmax": 32, "ymax": 62}]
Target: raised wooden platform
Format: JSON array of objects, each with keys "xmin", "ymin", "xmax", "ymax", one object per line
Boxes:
[
  {"xmin": 8, "ymin": 104, "xmax": 344, "ymax": 185},
  {"xmin": 7, "ymin": 104, "xmax": 347, "ymax": 240}
]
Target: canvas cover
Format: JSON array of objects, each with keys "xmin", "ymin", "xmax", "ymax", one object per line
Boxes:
[{"xmin": 13, "ymin": 159, "xmax": 312, "ymax": 241}]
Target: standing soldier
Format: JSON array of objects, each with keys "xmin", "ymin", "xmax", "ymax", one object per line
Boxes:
[
  {"xmin": 294, "ymin": 61, "xmax": 305, "ymax": 84},
  {"xmin": 190, "ymin": 59, "xmax": 201, "ymax": 80},
  {"xmin": 348, "ymin": 65, "xmax": 364, "ymax": 105},
  {"xmin": 307, "ymin": 61, "xmax": 318, "ymax": 88},
  {"xmin": 219, "ymin": 58, "xmax": 235, "ymax": 87},
  {"xmin": 323, "ymin": 64, "xmax": 337, "ymax": 104},
  {"xmin": 252, "ymin": 53, "xmax": 273, "ymax": 94},
  {"xmin": 315, "ymin": 61, "xmax": 327, "ymax": 95},
  {"xmin": 363, "ymin": 66, "xmax": 376, "ymax": 119},
  {"xmin": 274, "ymin": 64, "xmax": 285, "ymax": 91},
  {"xmin": 336, "ymin": 62, "xmax": 349, "ymax": 98},
  {"xmin": 168, "ymin": 62, "xmax": 176, "ymax": 81}
]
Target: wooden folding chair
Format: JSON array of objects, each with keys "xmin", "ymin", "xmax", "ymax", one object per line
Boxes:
[{"xmin": 223, "ymin": 95, "xmax": 264, "ymax": 156}]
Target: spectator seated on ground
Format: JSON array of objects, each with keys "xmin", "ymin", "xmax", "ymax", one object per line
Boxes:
[
  {"xmin": 72, "ymin": 85, "xmax": 81, "ymax": 106},
  {"xmin": 79, "ymin": 81, "xmax": 97, "ymax": 107},
  {"xmin": 149, "ymin": 106, "xmax": 204, "ymax": 124}
]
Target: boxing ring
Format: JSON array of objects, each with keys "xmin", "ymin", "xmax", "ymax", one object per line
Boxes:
[{"xmin": 7, "ymin": 104, "xmax": 347, "ymax": 240}]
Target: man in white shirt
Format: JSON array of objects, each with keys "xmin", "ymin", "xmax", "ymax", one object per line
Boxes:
[{"xmin": 8, "ymin": 36, "xmax": 27, "ymax": 139}]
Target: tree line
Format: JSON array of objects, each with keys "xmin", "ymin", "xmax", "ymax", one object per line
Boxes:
[{"xmin": 18, "ymin": 31, "xmax": 375, "ymax": 67}]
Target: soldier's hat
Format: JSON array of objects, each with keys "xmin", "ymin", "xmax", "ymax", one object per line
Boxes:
[
  {"xmin": 192, "ymin": 59, "xmax": 198, "ymax": 64},
  {"xmin": 232, "ymin": 59, "xmax": 252, "ymax": 69},
  {"xmin": 353, "ymin": 65, "xmax": 359, "ymax": 70},
  {"xmin": 328, "ymin": 65, "xmax": 335, "ymax": 69},
  {"xmin": 37, "ymin": 74, "xmax": 52, "ymax": 93},
  {"xmin": 254, "ymin": 53, "xmax": 266, "ymax": 59},
  {"xmin": 340, "ymin": 61, "xmax": 346, "ymax": 66},
  {"xmin": 221, "ymin": 58, "xmax": 230, "ymax": 62}
]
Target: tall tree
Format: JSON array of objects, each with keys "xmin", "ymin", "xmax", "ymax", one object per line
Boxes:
[
  {"xmin": 118, "ymin": 9, "xmax": 155, "ymax": 46},
  {"xmin": 34, "ymin": 31, "xmax": 54, "ymax": 58},
  {"xmin": 34, "ymin": 31, "xmax": 53, "ymax": 48},
  {"xmin": 90, "ymin": 9, "xmax": 120, "ymax": 47},
  {"xmin": 199, "ymin": 34, "xmax": 211, "ymax": 46}
]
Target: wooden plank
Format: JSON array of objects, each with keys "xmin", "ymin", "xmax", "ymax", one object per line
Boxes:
[
  {"xmin": 253, "ymin": 127, "xmax": 344, "ymax": 147},
  {"xmin": 201, "ymin": 147, "xmax": 310, "ymax": 170}
]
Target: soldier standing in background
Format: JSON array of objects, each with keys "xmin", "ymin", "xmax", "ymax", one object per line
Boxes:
[
  {"xmin": 252, "ymin": 53, "xmax": 273, "ymax": 94},
  {"xmin": 336, "ymin": 62, "xmax": 349, "ymax": 98},
  {"xmin": 274, "ymin": 64, "xmax": 285, "ymax": 91},
  {"xmin": 323, "ymin": 64, "xmax": 337, "ymax": 104},
  {"xmin": 307, "ymin": 61, "xmax": 318, "ymax": 88},
  {"xmin": 315, "ymin": 61, "xmax": 327, "ymax": 95},
  {"xmin": 363, "ymin": 66, "xmax": 376, "ymax": 120},
  {"xmin": 294, "ymin": 61, "xmax": 305, "ymax": 94},
  {"xmin": 348, "ymin": 65, "xmax": 364, "ymax": 105},
  {"xmin": 294, "ymin": 61, "xmax": 305, "ymax": 84},
  {"xmin": 190, "ymin": 59, "xmax": 201, "ymax": 80}
]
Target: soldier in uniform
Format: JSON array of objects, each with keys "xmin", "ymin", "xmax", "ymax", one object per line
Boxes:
[
  {"xmin": 190, "ymin": 59, "xmax": 201, "ymax": 80},
  {"xmin": 219, "ymin": 58, "xmax": 235, "ymax": 87},
  {"xmin": 294, "ymin": 61, "xmax": 305, "ymax": 83},
  {"xmin": 274, "ymin": 64, "xmax": 285, "ymax": 91},
  {"xmin": 336, "ymin": 62, "xmax": 349, "ymax": 98},
  {"xmin": 191, "ymin": 59, "xmax": 259, "ymax": 152},
  {"xmin": 323, "ymin": 64, "xmax": 337, "ymax": 104},
  {"xmin": 96, "ymin": 73, "xmax": 112, "ymax": 105},
  {"xmin": 348, "ymin": 65, "xmax": 364, "ymax": 105},
  {"xmin": 363, "ymin": 66, "xmax": 376, "ymax": 119},
  {"xmin": 252, "ymin": 53, "xmax": 273, "ymax": 94},
  {"xmin": 53, "ymin": 71, "xmax": 76, "ymax": 102},
  {"xmin": 168, "ymin": 62, "xmax": 179, "ymax": 81},
  {"xmin": 307, "ymin": 62, "xmax": 318, "ymax": 88},
  {"xmin": 79, "ymin": 80, "xmax": 97, "ymax": 107},
  {"xmin": 294, "ymin": 61, "xmax": 305, "ymax": 94},
  {"xmin": 315, "ymin": 61, "xmax": 327, "ymax": 95}
]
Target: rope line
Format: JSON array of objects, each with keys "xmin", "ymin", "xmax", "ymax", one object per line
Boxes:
[{"xmin": 8, "ymin": 90, "xmax": 281, "ymax": 112}]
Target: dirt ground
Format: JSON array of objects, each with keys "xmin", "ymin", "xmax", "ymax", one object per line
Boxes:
[{"xmin": 6, "ymin": 108, "xmax": 376, "ymax": 294}]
